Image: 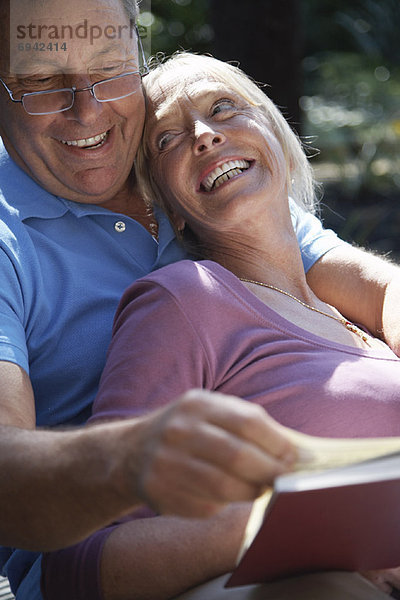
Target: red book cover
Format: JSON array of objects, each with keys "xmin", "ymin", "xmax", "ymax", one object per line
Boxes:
[{"xmin": 226, "ymin": 452, "xmax": 400, "ymax": 587}]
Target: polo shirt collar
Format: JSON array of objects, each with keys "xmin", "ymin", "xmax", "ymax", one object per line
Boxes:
[{"xmin": 0, "ymin": 141, "xmax": 177, "ymax": 246}]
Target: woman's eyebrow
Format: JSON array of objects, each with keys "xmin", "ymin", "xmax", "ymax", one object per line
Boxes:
[
  {"xmin": 153, "ymin": 87, "xmax": 229, "ymax": 121},
  {"xmin": 153, "ymin": 100, "xmax": 182, "ymax": 122}
]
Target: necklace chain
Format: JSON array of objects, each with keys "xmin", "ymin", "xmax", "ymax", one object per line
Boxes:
[{"xmin": 239, "ymin": 277, "xmax": 370, "ymax": 345}]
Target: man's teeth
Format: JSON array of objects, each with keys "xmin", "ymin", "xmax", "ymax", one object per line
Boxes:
[
  {"xmin": 61, "ymin": 131, "xmax": 108, "ymax": 149},
  {"xmin": 202, "ymin": 159, "xmax": 250, "ymax": 192}
]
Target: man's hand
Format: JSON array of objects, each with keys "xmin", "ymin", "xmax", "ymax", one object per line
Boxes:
[
  {"xmin": 130, "ymin": 389, "xmax": 297, "ymax": 517},
  {"xmin": 361, "ymin": 568, "xmax": 400, "ymax": 597}
]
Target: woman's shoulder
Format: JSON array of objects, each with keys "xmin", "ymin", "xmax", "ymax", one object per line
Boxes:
[
  {"xmin": 139, "ymin": 259, "xmax": 233, "ymax": 294},
  {"xmin": 116, "ymin": 260, "xmax": 241, "ymax": 335},
  {"xmin": 117, "ymin": 260, "xmax": 242, "ymax": 319}
]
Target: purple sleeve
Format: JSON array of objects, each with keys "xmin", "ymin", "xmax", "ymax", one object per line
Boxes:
[
  {"xmin": 41, "ymin": 525, "xmax": 117, "ymax": 600},
  {"xmin": 41, "ymin": 507, "xmax": 156, "ymax": 600},
  {"xmin": 90, "ymin": 277, "xmax": 211, "ymax": 422}
]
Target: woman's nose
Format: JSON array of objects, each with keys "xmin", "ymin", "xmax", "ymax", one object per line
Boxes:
[{"xmin": 193, "ymin": 120, "xmax": 226, "ymax": 154}]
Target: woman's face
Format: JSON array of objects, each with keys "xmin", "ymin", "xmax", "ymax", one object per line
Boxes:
[{"xmin": 144, "ymin": 68, "xmax": 288, "ymax": 236}]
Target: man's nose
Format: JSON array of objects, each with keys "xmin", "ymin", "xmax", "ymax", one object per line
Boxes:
[
  {"xmin": 64, "ymin": 79, "xmax": 104, "ymax": 125},
  {"xmin": 193, "ymin": 120, "xmax": 226, "ymax": 154}
]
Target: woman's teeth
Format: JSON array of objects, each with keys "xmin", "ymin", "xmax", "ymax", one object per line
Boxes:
[
  {"xmin": 202, "ymin": 159, "xmax": 250, "ymax": 192},
  {"xmin": 61, "ymin": 131, "xmax": 108, "ymax": 149}
]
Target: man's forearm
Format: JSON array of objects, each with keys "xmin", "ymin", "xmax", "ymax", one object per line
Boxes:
[
  {"xmin": 0, "ymin": 391, "xmax": 296, "ymax": 552},
  {"xmin": 307, "ymin": 244, "xmax": 400, "ymax": 352},
  {"xmin": 0, "ymin": 421, "xmax": 143, "ymax": 551},
  {"xmin": 381, "ymin": 277, "xmax": 400, "ymax": 356}
]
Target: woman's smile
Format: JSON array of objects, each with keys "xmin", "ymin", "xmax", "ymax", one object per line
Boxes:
[{"xmin": 198, "ymin": 159, "xmax": 252, "ymax": 193}]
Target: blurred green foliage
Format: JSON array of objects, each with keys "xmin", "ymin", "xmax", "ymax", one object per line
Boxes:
[
  {"xmin": 139, "ymin": 0, "xmax": 212, "ymax": 56},
  {"xmin": 301, "ymin": 0, "xmax": 400, "ymax": 256},
  {"xmin": 301, "ymin": 0, "xmax": 400, "ymax": 193},
  {"xmin": 302, "ymin": 53, "xmax": 400, "ymax": 195}
]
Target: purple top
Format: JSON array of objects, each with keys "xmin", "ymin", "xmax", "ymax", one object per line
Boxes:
[{"xmin": 42, "ymin": 260, "xmax": 400, "ymax": 599}]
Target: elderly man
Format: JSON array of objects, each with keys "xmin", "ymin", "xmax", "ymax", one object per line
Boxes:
[{"xmin": 0, "ymin": 0, "xmax": 399, "ymax": 598}]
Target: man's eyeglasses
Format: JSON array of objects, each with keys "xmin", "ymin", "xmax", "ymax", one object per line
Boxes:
[
  {"xmin": 0, "ymin": 70, "xmax": 147, "ymax": 116},
  {"xmin": 0, "ymin": 28, "xmax": 149, "ymax": 116}
]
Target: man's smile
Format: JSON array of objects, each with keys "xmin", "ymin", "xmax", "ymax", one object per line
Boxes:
[{"xmin": 60, "ymin": 130, "xmax": 109, "ymax": 149}]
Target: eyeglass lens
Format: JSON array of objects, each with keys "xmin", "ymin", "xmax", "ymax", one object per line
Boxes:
[
  {"xmin": 94, "ymin": 72, "xmax": 142, "ymax": 101},
  {"xmin": 23, "ymin": 89, "xmax": 74, "ymax": 115},
  {"xmin": 22, "ymin": 72, "xmax": 142, "ymax": 115}
]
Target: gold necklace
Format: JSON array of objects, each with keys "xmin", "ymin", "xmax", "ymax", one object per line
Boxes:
[{"xmin": 239, "ymin": 277, "xmax": 371, "ymax": 345}]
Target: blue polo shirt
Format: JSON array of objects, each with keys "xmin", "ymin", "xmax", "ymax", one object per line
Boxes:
[
  {"xmin": 0, "ymin": 140, "xmax": 343, "ymax": 599},
  {"xmin": 0, "ymin": 145, "xmax": 188, "ymax": 429}
]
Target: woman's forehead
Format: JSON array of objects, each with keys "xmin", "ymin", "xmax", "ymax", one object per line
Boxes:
[{"xmin": 147, "ymin": 71, "xmax": 237, "ymax": 117}]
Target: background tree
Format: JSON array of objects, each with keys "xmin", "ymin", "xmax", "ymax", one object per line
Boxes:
[{"xmin": 211, "ymin": 0, "xmax": 302, "ymax": 131}]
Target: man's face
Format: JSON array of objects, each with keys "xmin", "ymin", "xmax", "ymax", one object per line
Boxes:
[{"xmin": 0, "ymin": 0, "xmax": 145, "ymax": 207}]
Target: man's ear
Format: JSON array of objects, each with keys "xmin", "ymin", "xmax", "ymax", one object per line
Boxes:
[{"xmin": 171, "ymin": 213, "xmax": 185, "ymax": 232}]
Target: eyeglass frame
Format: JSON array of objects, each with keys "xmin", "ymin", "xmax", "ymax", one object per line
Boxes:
[{"xmin": 0, "ymin": 26, "xmax": 149, "ymax": 116}]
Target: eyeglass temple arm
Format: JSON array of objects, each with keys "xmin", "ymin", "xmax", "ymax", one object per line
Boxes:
[
  {"xmin": 0, "ymin": 78, "xmax": 22, "ymax": 103},
  {"xmin": 135, "ymin": 25, "xmax": 149, "ymax": 74}
]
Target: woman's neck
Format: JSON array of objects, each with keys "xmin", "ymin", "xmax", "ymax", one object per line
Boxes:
[{"xmin": 202, "ymin": 219, "xmax": 313, "ymax": 303}]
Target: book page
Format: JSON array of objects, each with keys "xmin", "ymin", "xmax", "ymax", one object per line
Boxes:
[
  {"xmin": 285, "ymin": 429, "xmax": 400, "ymax": 472},
  {"xmin": 237, "ymin": 488, "xmax": 273, "ymax": 561}
]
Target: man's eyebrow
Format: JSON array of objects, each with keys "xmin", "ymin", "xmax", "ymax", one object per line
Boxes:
[
  {"xmin": 9, "ymin": 57, "xmax": 62, "ymax": 75},
  {"xmin": 10, "ymin": 49, "xmax": 138, "ymax": 77},
  {"xmin": 94, "ymin": 43, "xmax": 137, "ymax": 59}
]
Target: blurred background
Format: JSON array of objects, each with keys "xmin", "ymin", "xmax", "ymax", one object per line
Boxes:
[{"xmin": 138, "ymin": 0, "xmax": 400, "ymax": 261}]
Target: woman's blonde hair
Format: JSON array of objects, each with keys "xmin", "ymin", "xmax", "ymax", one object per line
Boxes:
[{"xmin": 136, "ymin": 52, "xmax": 317, "ymax": 225}]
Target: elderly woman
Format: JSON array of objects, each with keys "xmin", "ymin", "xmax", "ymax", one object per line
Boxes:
[{"xmin": 41, "ymin": 53, "xmax": 400, "ymax": 600}]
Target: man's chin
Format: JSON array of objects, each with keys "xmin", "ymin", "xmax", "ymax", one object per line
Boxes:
[{"xmin": 66, "ymin": 168, "xmax": 128, "ymax": 205}]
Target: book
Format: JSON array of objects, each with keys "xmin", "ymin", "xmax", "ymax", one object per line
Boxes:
[{"xmin": 226, "ymin": 430, "xmax": 400, "ymax": 587}]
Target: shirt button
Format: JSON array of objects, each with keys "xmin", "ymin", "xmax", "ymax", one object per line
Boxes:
[{"xmin": 114, "ymin": 221, "xmax": 126, "ymax": 233}]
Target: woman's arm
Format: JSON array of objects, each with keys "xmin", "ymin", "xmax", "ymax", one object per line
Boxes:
[{"xmin": 100, "ymin": 504, "xmax": 251, "ymax": 600}]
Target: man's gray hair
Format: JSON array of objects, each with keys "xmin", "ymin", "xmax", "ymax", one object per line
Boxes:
[
  {"xmin": 121, "ymin": 0, "xmax": 139, "ymax": 22},
  {"xmin": 3, "ymin": 0, "xmax": 139, "ymax": 19}
]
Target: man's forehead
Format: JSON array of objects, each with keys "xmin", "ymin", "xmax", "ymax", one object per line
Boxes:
[
  {"xmin": 9, "ymin": 0, "xmax": 126, "ymax": 22},
  {"xmin": 7, "ymin": 0, "xmax": 137, "ymax": 75}
]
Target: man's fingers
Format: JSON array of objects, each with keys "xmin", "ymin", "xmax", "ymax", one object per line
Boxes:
[
  {"xmin": 159, "ymin": 417, "xmax": 292, "ymax": 486},
  {"xmin": 140, "ymin": 446, "xmax": 262, "ymax": 514},
  {"xmin": 363, "ymin": 568, "xmax": 400, "ymax": 595},
  {"xmin": 169, "ymin": 389, "xmax": 297, "ymax": 466},
  {"xmin": 361, "ymin": 570, "xmax": 395, "ymax": 595}
]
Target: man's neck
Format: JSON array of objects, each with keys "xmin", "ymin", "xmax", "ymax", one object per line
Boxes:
[{"xmin": 105, "ymin": 180, "xmax": 157, "ymax": 236}]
